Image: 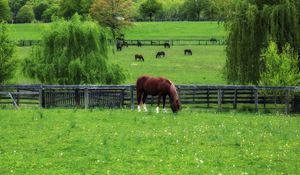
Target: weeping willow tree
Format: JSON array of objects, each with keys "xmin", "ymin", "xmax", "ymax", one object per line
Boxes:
[
  {"xmin": 23, "ymin": 14, "xmax": 125, "ymax": 85},
  {"xmin": 225, "ymin": 0, "xmax": 300, "ymax": 85}
]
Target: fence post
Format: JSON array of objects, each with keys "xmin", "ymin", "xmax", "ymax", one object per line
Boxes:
[
  {"xmin": 84, "ymin": 88, "xmax": 89, "ymax": 109},
  {"xmin": 17, "ymin": 88, "xmax": 20, "ymax": 106},
  {"xmin": 130, "ymin": 85, "xmax": 134, "ymax": 110},
  {"xmin": 218, "ymin": 89, "xmax": 222, "ymax": 111},
  {"xmin": 285, "ymin": 89, "xmax": 290, "ymax": 115},
  {"xmin": 255, "ymin": 89, "xmax": 259, "ymax": 112},
  {"xmin": 120, "ymin": 89, "xmax": 124, "ymax": 108},
  {"xmin": 233, "ymin": 89, "xmax": 237, "ymax": 109},
  {"xmin": 207, "ymin": 89, "xmax": 210, "ymax": 108},
  {"xmin": 39, "ymin": 89, "xmax": 45, "ymax": 108}
]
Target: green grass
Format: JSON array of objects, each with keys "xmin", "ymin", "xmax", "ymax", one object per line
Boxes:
[
  {"xmin": 123, "ymin": 21, "xmax": 226, "ymax": 40},
  {"xmin": 7, "ymin": 23, "xmax": 48, "ymax": 40},
  {"xmin": 7, "ymin": 22, "xmax": 226, "ymax": 40},
  {"xmin": 111, "ymin": 45, "xmax": 226, "ymax": 84},
  {"xmin": 11, "ymin": 45, "xmax": 226, "ymax": 84},
  {"xmin": 0, "ymin": 109, "xmax": 299, "ymax": 174}
]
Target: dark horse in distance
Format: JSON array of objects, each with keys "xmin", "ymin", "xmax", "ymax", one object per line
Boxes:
[
  {"xmin": 135, "ymin": 54, "xmax": 144, "ymax": 61},
  {"xmin": 164, "ymin": 42, "xmax": 170, "ymax": 48},
  {"xmin": 156, "ymin": 51, "xmax": 165, "ymax": 58},
  {"xmin": 184, "ymin": 49, "xmax": 192, "ymax": 55},
  {"xmin": 136, "ymin": 75, "xmax": 181, "ymax": 113}
]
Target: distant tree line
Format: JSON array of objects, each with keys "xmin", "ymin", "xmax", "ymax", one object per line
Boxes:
[{"xmin": 0, "ymin": 0, "xmax": 236, "ymax": 23}]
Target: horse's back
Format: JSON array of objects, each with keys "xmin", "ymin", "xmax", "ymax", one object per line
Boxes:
[{"xmin": 136, "ymin": 76, "xmax": 172, "ymax": 95}]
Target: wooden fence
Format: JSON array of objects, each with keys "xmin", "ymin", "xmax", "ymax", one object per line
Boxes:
[
  {"xmin": 17, "ymin": 39, "xmax": 225, "ymax": 47},
  {"xmin": 123, "ymin": 39, "xmax": 225, "ymax": 46},
  {"xmin": 1, "ymin": 85, "xmax": 299, "ymax": 113}
]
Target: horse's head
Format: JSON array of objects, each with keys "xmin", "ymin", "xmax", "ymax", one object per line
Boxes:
[
  {"xmin": 169, "ymin": 83, "xmax": 181, "ymax": 113},
  {"xmin": 171, "ymin": 98, "xmax": 181, "ymax": 113}
]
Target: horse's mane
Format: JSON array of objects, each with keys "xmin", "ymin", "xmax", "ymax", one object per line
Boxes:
[{"xmin": 167, "ymin": 80, "xmax": 179, "ymax": 100}]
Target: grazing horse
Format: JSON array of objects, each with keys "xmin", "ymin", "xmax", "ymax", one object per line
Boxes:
[
  {"xmin": 136, "ymin": 75, "xmax": 181, "ymax": 113},
  {"xmin": 135, "ymin": 54, "xmax": 144, "ymax": 61},
  {"xmin": 137, "ymin": 41, "xmax": 142, "ymax": 47},
  {"xmin": 184, "ymin": 49, "xmax": 192, "ymax": 55},
  {"xmin": 116, "ymin": 42, "xmax": 122, "ymax": 51},
  {"xmin": 164, "ymin": 42, "xmax": 170, "ymax": 48},
  {"xmin": 210, "ymin": 38, "xmax": 217, "ymax": 44},
  {"xmin": 156, "ymin": 51, "xmax": 165, "ymax": 58}
]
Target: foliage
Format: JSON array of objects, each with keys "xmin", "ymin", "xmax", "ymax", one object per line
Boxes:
[
  {"xmin": 180, "ymin": 0, "xmax": 208, "ymax": 20},
  {"xmin": 16, "ymin": 4, "xmax": 35, "ymax": 23},
  {"xmin": 33, "ymin": 1, "xmax": 48, "ymax": 21},
  {"xmin": 139, "ymin": 0, "xmax": 162, "ymax": 21},
  {"xmin": 259, "ymin": 41, "xmax": 300, "ymax": 86},
  {"xmin": 59, "ymin": 0, "xmax": 93, "ymax": 19},
  {"xmin": 1, "ymin": 109, "xmax": 300, "ymax": 174},
  {"xmin": 0, "ymin": 0, "xmax": 11, "ymax": 22},
  {"xmin": 0, "ymin": 22, "xmax": 15, "ymax": 84},
  {"xmin": 22, "ymin": 14, "xmax": 125, "ymax": 85},
  {"xmin": 8, "ymin": 0, "xmax": 28, "ymax": 21},
  {"xmin": 41, "ymin": 2, "xmax": 59, "ymax": 22},
  {"xmin": 90, "ymin": 0, "xmax": 133, "ymax": 38},
  {"xmin": 225, "ymin": 0, "xmax": 300, "ymax": 85}
]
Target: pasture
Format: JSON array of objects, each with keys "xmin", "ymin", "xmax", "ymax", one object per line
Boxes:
[
  {"xmin": 0, "ymin": 109, "xmax": 299, "ymax": 174},
  {"xmin": 10, "ymin": 45, "xmax": 226, "ymax": 85},
  {"xmin": 7, "ymin": 22, "xmax": 226, "ymax": 40}
]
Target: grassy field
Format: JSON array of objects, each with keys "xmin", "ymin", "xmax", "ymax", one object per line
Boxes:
[
  {"xmin": 10, "ymin": 45, "xmax": 226, "ymax": 85},
  {"xmin": 0, "ymin": 109, "xmax": 299, "ymax": 174},
  {"xmin": 123, "ymin": 22, "xmax": 226, "ymax": 40},
  {"xmin": 111, "ymin": 45, "xmax": 226, "ymax": 84},
  {"xmin": 7, "ymin": 23, "xmax": 48, "ymax": 40},
  {"xmin": 8, "ymin": 22, "xmax": 226, "ymax": 40}
]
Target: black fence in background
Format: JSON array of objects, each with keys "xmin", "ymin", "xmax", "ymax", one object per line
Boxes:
[
  {"xmin": 17, "ymin": 38, "xmax": 226, "ymax": 47},
  {"xmin": 1, "ymin": 84, "xmax": 299, "ymax": 114}
]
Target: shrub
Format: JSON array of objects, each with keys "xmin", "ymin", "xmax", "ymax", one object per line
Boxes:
[{"xmin": 259, "ymin": 41, "xmax": 300, "ymax": 86}]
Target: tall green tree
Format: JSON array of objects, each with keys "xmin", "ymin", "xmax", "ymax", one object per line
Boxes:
[
  {"xmin": 16, "ymin": 4, "xmax": 35, "ymax": 23},
  {"xmin": 60, "ymin": 0, "xmax": 93, "ymax": 19},
  {"xmin": 180, "ymin": 0, "xmax": 208, "ymax": 20},
  {"xmin": 0, "ymin": 0, "xmax": 11, "ymax": 22},
  {"xmin": 8, "ymin": 0, "xmax": 27, "ymax": 21},
  {"xmin": 90, "ymin": 0, "xmax": 133, "ymax": 39},
  {"xmin": 225, "ymin": 0, "xmax": 300, "ymax": 84},
  {"xmin": 0, "ymin": 22, "xmax": 15, "ymax": 84},
  {"xmin": 139, "ymin": 0, "xmax": 162, "ymax": 21},
  {"xmin": 23, "ymin": 14, "xmax": 125, "ymax": 85},
  {"xmin": 33, "ymin": 1, "xmax": 48, "ymax": 21}
]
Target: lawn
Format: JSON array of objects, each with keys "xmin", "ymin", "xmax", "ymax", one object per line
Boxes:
[
  {"xmin": 8, "ymin": 22, "xmax": 226, "ymax": 40},
  {"xmin": 122, "ymin": 21, "xmax": 226, "ymax": 40},
  {"xmin": 0, "ymin": 109, "xmax": 299, "ymax": 174},
  {"xmin": 10, "ymin": 45, "xmax": 226, "ymax": 85},
  {"xmin": 111, "ymin": 45, "xmax": 226, "ymax": 84}
]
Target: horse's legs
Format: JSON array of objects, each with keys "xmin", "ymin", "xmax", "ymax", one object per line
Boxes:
[
  {"xmin": 162, "ymin": 95, "xmax": 167, "ymax": 113},
  {"xmin": 156, "ymin": 95, "xmax": 162, "ymax": 113},
  {"xmin": 142, "ymin": 93, "xmax": 148, "ymax": 112},
  {"xmin": 137, "ymin": 90, "xmax": 142, "ymax": 112}
]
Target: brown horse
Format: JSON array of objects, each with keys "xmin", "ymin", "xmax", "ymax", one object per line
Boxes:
[{"xmin": 136, "ymin": 75, "xmax": 181, "ymax": 113}]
